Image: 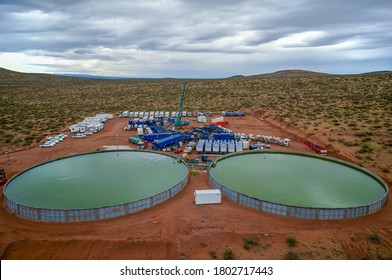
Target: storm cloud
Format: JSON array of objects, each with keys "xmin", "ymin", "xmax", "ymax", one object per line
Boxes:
[{"xmin": 0, "ymin": 0, "xmax": 391, "ymax": 77}]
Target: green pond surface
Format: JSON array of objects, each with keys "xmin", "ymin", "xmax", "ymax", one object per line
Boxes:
[
  {"xmin": 209, "ymin": 153, "xmax": 386, "ymax": 208},
  {"xmin": 5, "ymin": 151, "xmax": 188, "ymax": 209}
]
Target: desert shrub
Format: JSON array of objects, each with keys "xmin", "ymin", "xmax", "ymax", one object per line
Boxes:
[
  {"xmin": 284, "ymin": 251, "xmax": 300, "ymax": 260},
  {"xmin": 286, "ymin": 237, "xmax": 297, "ymax": 247},
  {"xmin": 223, "ymin": 247, "xmax": 235, "ymax": 260},
  {"xmin": 357, "ymin": 143, "xmax": 373, "ymax": 153},
  {"xmin": 368, "ymin": 233, "xmax": 381, "ymax": 244},
  {"xmin": 243, "ymin": 236, "xmax": 259, "ymax": 250},
  {"xmin": 209, "ymin": 250, "xmax": 217, "ymax": 259}
]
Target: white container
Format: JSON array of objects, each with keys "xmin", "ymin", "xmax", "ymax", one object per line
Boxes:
[
  {"xmin": 197, "ymin": 115, "xmax": 207, "ymax": 123},
  {"xmin": 242, "ymin": 140, "xmax": 249, "ymax": 150},
  {"xmin": 194, "ymin": 189, "xmax": 221, "ymax": 205},
  {"xmin": 212, "ymin": 116, "xmax": 224, "ymax": 123}
]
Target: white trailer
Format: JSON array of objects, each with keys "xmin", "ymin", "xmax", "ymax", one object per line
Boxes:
[
  {"xmin": 69, "ymin": 124, "xmax": 80, "ymax": 133},
  {"xmin": 283, "ymin": 138, "xmax": 290, "ymax": 147},
  {"xmin": 194, "ymin": 189, "xmax": 221, "ymax": 205}
]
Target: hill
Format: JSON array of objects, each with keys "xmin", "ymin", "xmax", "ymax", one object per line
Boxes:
[{"xmin": 241, "ymin": 69, "xmax": 329, "ymax": 78}]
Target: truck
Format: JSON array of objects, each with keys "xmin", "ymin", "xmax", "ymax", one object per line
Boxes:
[
  {"xmin": 129, "ymin": 137, "xmax": 147, "ymax": 148},
  {"xmin": 212, "ymin": 133, "xmax": 235, "ymax": 141},
  {"xmin": 129, "ymin": 137, "xmax": 141, "ymax": 144},
  {"xmin": 250, "ymin": 142, "xmax": 264, "ymax": 150},
  {"xmin": 152, "ymin": 134, "xmax": 184, "ymax": 150},
  {"xmin": 184, "ymin": 141, "xmax": 196, "ymax": 153},
  {"xmin": 304, "ymin": 140, "xmax": 327, "ymax": 155},
  {"xmin": 137, "ymin": 127, "xmax": 144, "ymax": 138},
  {"xmin": 143, "ymin": 132, "xmax": 179, "ymax": 142},
  {"xmin": 0, "ymin": 169, "xmax": 7, "ymax": 185}
]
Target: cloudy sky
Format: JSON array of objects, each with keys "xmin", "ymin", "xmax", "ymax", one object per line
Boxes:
[{"xmin": 0, "ymin": 0, "xmax": 391, "ymax": 78}]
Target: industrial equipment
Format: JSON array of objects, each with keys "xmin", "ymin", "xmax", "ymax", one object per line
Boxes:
[
  {"xmin": 174, "ymin": 80, "xmax": 190, "ymax": 127},
  {"xmin": 0, "ymin": 169, "xmax": 7, "ymax": 185}
]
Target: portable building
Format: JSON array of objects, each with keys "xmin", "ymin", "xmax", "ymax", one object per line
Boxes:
[
  {"xmin": 196, "ymin": 139, "xmax": 205, "ymax": 153},
  {"xmin": 213, "ymin": 140, "xmax": 220, "ymax": 154},
  {"xmin": 220, "ymin": 140, "xmax": 227, "ymax": 154},
  {"xmin": 198, "ymin": 115, "xmax": 207, "ymax": 123},
  {"xmin": 194, "ymin": 189, "xmax": 221, "ymax": 205},
  {"xmin": 228, "ymin": 140, "xmax": 235, "ymax": 153},
  {"xmin": 204, "ymin": 140, "xmax": 212, "ymax": 154},
  {"xmin": 69, "ymin": 124, "xmax": 80, "ymax": 133}
]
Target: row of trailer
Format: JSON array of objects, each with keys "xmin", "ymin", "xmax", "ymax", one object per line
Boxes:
[
  {"xmin": 196, "ymin": 139, "xmax": 247, "ymax": 154},
  {"xmin": 68, "ymin": 113, "xmax": 113, "ymax": 134},
  {"xmin": 121, "ymin": 111, "xmax": 190, "ymax": 119}
]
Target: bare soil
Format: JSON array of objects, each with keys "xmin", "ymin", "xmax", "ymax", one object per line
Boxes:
[{"xmin": 0, "ymin": 114, "xmax": 391, "ymax": 260}]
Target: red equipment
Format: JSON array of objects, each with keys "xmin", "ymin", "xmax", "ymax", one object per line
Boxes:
[
  {"xmin": 304, "ymin": 141, "xmax": 327, "ymax": 155},
  {"xmin": 0, "ymin": 169, "xmax": 7, "ymax": 185}
]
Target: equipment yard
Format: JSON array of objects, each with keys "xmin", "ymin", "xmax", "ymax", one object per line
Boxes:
[{"xmin": 1, "ymin": 111, "xmax": 391, "ymax": 260}]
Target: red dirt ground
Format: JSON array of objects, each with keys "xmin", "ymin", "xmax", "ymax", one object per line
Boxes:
[{"xmin": 0, "ymin": 113, "xmax": 391, "ymax": 260}]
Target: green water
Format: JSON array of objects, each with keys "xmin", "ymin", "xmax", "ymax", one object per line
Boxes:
[
  {"xmin": 5, "ymin": 151, "xmax": 188, "ymax": 209},
  {"xmin": 209, "ymin": 153, "xmax": 386, "ymax": 208}
]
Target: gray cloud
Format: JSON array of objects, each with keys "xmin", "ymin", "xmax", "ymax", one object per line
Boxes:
[{"xmin": 0, "ymin": 0, "xmax": 391, "ymax": 77}]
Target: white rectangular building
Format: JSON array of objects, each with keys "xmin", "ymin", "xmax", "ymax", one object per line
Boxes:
[{"xmin": 194, "ymin": 189, "xmax": 221, "ymax": 205}]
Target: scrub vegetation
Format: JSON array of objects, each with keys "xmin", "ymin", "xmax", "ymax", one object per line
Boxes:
[{"xmin": 1, "ymin": 67, "xmax": 391, "ymax": 177}]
